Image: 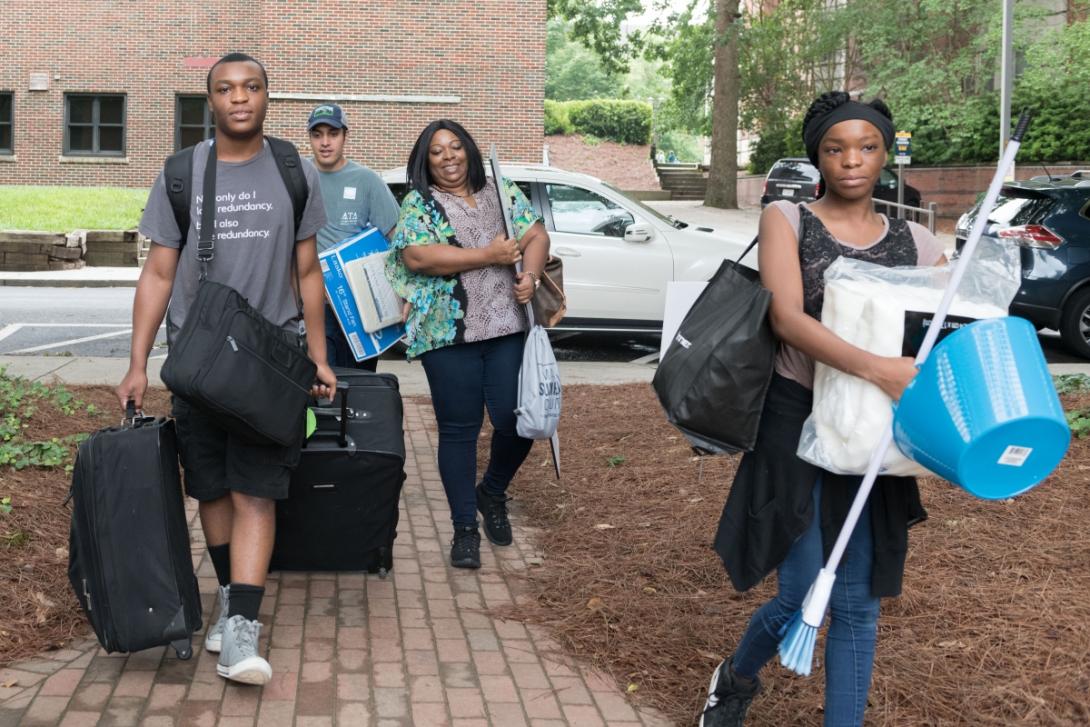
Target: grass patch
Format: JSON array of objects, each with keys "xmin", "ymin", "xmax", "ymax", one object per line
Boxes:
[{"xmin": 0, "ymin": 185, "xmax": 148, "ymax": 232}]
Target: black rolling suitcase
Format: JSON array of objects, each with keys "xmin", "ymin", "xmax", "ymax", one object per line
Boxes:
[
  {"xmin": 270, "ymin": 369, "xmax": 405, "ymax": 576},
  {"xmin": 67, "ymin": 404, "xmax": 202, "ymax": 659}
]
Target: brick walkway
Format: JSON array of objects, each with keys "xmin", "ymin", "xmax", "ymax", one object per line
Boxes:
[{"xmin": 0, "ymin": 401, "xmax": 672, "ymax": 727}]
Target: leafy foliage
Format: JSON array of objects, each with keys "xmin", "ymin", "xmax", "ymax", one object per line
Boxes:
[
  {"xmin": 547, "ymin": 99, "xmax": 653, "ymax": 144},
  {"xmin": 1066, "ymin": 409, "xmax": 1090, "ymax": 439},
  {"xmin": 546, "ymin": 19, "xmax": 624, "ymax": 101},
  {"xmin": 1054, "ymin": 373, "xmax": 1090, "ymax": 395},
  {"xmin": 547, "ymin": 0, "xmax": 645, "ymax": 75},
  {"xmin": 544, "ymin": 100, "xmax": 575, "ymax": 135},
  {"xmin": 0, "ymin": 368, "xmax": 92, "ymax": 471}
]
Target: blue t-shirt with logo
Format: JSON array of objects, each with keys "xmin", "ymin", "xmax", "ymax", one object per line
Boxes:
[{"xmin": 313, "ymin": 159, "xmax": 400, "ymax": 251}]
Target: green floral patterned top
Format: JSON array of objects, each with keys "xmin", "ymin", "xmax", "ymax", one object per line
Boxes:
[{"xmin": 385, "ymin": 177, "xmax": 541, "ymax": 358}]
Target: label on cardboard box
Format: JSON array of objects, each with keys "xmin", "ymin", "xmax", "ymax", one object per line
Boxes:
[{"xmin": 318, "ymin": 227, "xmax": 405, "ymax": 361}]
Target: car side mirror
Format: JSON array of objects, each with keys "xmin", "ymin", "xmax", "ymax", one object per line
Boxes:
[{"xmin": 624, "ymin": 222, "xmax": 654, "ymax": 243}]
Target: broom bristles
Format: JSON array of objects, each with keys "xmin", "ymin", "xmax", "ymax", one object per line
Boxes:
[
  {"xmin": 779, "ymin": 611, "xmax": 817, "ymax": 676},
  {"xmin": 777, "ymin": 568, "xmax": 837, "ymax": 677}
]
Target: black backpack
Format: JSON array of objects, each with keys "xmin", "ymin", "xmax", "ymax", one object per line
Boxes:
[{"xmin": 163, "ymin": 136, "xmax": 308, "ymax": 242}]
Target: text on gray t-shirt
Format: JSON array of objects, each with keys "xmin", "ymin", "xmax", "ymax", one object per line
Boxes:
[{"xmin": 139, "ymin": 139, "xmax": 327, "ymax": 336}]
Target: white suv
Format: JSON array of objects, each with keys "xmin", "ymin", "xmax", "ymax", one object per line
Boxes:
[{"xmin": 382, "ymin": 164, "xmax": 755, "ymax": 332}]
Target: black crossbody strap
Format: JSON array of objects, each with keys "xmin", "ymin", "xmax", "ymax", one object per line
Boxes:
[
  {"xmin": 736, "ymin": 234, "xmax": 759, "ymax": 264},
  {"xmin": 196, "ymin": 142, "xmax": 218, "ymax": 277}
]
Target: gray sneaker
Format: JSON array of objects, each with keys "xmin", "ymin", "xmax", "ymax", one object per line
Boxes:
[
  {"xmin": 203, "ymin": 585, "xmax": 229, "ymax": 653},
  {"xmin": 216, "ymin": 615, "xmax": 272, "ymax": 685}
]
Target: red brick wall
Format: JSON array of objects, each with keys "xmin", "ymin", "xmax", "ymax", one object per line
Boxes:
[
  {"xmin": 0, "ymin": 1, "xmax": 545, "ymax": 189},
  {"xmin": 899, "ymin": 164, "xmax": 1090, "ymax": 219}
]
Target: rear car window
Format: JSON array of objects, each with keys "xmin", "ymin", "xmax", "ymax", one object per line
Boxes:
[{"xmin": 770, "ymin": 160, "xmax": 820, "ymax": 183}]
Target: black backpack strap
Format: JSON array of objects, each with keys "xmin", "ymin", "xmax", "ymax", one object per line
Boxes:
[
  {"xmin": 266, "ymin": 136, "xmax": 309, "ymax": 237},
  {"xmin": 164, "ymin": 145, "xmax": 196, "ymax": 247}
]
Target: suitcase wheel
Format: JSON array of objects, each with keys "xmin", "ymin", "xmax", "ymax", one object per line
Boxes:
[
  {"xmin": 378, "ymin": 566, "xmax": 389, "ymax": 579},
  {"xmin": 171, "ymin": 639, "xmax": 193, "ymax": 660}
]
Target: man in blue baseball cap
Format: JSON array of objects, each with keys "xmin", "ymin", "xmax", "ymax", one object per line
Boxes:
[{"xmin": 306, "ymin": 103, "xmax": 401, "ymax": 371}]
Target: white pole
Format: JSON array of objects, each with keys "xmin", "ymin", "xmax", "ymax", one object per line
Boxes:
[{"xmin": 1000, "ymin": 0, "xmax": 1014, "ymax": 177}]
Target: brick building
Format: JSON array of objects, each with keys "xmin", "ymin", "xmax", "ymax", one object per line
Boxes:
[{"xmin": 0, "ymin": 1, "xmax": 546, "ymax": 188}]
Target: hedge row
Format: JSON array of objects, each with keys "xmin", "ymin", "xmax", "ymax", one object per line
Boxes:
[{"xmin": 544, "ymin": 99, "xmax": 652, "ymax": 145}]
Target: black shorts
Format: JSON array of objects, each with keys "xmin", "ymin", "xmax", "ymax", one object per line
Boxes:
[{"xmin": 171, "ymin": 396, "xmax": 300, "ymax": 502}]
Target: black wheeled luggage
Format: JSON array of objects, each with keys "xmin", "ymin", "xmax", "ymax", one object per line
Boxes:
[
  {"xmin": 270, "ymin": 369, "xmax": 406, "ymax": 576},
  {"xmin": 67, "ymin": 404, "xmax": 202, "ymax": 659}
]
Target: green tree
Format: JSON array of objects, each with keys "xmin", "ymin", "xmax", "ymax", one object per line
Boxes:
[
  {"xmin": 546, "ymin": 19, "xmax": 623, "ymax": 100},
  {"xmin": 547, "ymin": 0, "xmax": 645, "ymax": 75}
]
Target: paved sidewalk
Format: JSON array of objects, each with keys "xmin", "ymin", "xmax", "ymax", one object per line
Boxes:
[{"xmin": 0, "ymin": 399, "xmax": 672, "ymax": 727}]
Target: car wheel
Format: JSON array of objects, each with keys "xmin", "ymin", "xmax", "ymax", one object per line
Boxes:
[{"xmin": 1059, "ymin": 287, "xmax": 1090, "ymax": 359}]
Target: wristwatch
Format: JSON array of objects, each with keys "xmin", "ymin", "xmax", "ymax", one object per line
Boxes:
[{"xmin": 527, "ymin": 271, "xmax": 541, "ymax": 290}]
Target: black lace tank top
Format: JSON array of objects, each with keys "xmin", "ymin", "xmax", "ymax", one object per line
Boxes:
[{"xmin": 798, "ymin": 205, "xmax": 919, "ymax": 320}]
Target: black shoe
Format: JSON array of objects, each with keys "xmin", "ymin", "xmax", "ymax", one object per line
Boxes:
[
  {"xmin": 699, "ymin": 659, "xmax": 761, "ymax": 727},
  {"xmin": 450, "ymin": 525, "xmax": 481, "ymax": 569},
  {"xmin": 476, "ymin": 483, "xmax": 513, "ymax": 546}
]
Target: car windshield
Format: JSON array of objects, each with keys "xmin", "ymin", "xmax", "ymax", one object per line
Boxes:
[{"xmin": 601, "ymin": 181, "xmax": 688, "ymax": 228}]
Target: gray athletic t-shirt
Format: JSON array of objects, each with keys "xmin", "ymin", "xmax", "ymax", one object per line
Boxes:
[
  {"xmin": 139, "ymin": 139, "xmax": 326, "ymax": 337},
  {"xmin": 312, "ymin": 159, "xmax": 400, "ymax": 251}
]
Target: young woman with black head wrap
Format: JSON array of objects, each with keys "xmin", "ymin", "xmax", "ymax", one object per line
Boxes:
[{"xmin": 698, "ymin": 92, "xmax": 947, "ymax": 727}]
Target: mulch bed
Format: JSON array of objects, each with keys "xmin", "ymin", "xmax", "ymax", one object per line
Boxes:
[
  {"xmin": 0, "ymin": 385, "xmax": 170, "ymax": 667},
  {"xmin": 545, "ymin": 134, "xmax": 662, "ymax": 191},
  {"xmin": 5, "ymin": 380, "xmax": 1090, "ymax": 727},
  {"xmin": 503, "ymin": 383, "xmax": 1090, "ymax": 726}
]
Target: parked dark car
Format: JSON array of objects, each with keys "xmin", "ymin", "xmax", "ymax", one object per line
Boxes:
[
  {"xmin": 955, "ymin": 176, "xmax": 1090, "ymax": 357},
  {"xmin": 760, "ymin": 157, "xmax": 922, "ymax": 212}
]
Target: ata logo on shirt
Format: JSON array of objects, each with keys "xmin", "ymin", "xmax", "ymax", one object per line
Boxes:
[{"xmin": 340, "ymin": 211, "xmax": 359, "ymax": 226}]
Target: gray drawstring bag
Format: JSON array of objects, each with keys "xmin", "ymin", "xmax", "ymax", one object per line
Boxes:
[{"xmin": 515, "ymin": 324, "xmax": 561, "ymax": 439}]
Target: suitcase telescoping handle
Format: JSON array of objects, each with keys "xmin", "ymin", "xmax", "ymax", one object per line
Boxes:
[
  {"xmin": 122, "ymin": 399, "xmax": 153, "ymax": 428},
  {"xmin": 304, "ymin": 381, "xmax": 351, "ymax": 449}
]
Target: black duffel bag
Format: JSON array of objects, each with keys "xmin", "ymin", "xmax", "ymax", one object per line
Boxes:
[
  {"xmin": 652, "ymin": 236, "xmax": 776, "ymax": 454},
  {"xmin": 160, "ymin": 141, "xmax": 316, "ymax": 448}
]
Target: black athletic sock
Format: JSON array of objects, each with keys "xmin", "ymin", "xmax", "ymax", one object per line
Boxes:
[
  {"xmin": 227, "ymin": 583, "xmax": 265, "ymax": 622},
  {"xmin": 208, "ymin": 543, "xmax": 231, "ymax": 587}
]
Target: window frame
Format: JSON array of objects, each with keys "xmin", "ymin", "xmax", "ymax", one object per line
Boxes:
[
  {"xmin": 63, "ymin": 93, "xmax": 126, "ymax": 157},
  {"xmin": 0, "ymin": 91, "xmax": 12, "ymax": 155},
  {"xmin": 174, "ymin": 94, "xmax": 214, "ymax": 151}
]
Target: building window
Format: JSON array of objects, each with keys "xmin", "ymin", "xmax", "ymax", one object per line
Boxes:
[
  {"xmin": 0, "ymin": 93, "xmax": 12, "ymax": 154},
  {"xmin": 176, "ymin": 95, "xmax": 214, "ymax": 150},
  {"xmin": 64, "ymin": 94, "xmax": 126, "ymax": 156}
]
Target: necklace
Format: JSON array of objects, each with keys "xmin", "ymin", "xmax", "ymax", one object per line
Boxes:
[{"xmin": 436, "ymin": 186, "xmax": 473, "ymax": 199}]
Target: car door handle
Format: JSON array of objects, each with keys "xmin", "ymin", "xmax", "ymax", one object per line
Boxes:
[{"xmin": 554, "ymin": 246, "xmax": 581, "ymax": 257}]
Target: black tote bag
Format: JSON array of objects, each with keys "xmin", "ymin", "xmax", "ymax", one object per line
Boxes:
[
  {"xmin": 160, "ymin": 141, "xmax": 316, "ymax": 448},
  {"xmin": 652, "ymin": 237, "xmax": 776, "ymax": 454}
]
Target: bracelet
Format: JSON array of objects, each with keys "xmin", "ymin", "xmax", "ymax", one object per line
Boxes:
[{"xmin": 526, "ymin": 271, "xmax": 541, "ymax": 289}]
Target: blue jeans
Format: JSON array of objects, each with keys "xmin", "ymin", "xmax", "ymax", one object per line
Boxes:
[
  {"xmin": 733, "ymin": 478, "xmax": 880, "ymax": 727},
  {"xmin": 420, "ymin": 333, "xmax": 534, "ymax": 527},
  {"xmin": 324, "ymin": 305, "xmax": 378, "ymax": 372}
]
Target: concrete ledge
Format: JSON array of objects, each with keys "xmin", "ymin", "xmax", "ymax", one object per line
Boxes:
[{"xmin": 59, "ymin": 155, "xmax": 129, "ymax": 164}]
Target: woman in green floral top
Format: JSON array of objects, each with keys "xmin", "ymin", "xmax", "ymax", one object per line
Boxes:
[{"xmin": 386, "ymin": 119, "xmax": 550, "ymax": 569}]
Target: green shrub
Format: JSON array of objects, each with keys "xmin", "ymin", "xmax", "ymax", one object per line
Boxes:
[
  {"xmin": 748, "ymin": 116, "xmax": 806, "ymax": 175},
  {"xmin": 565, "ymin": 100, "xmax": 652, "ymax": 145},
  {"xmin": 544, "ymin": 100, "xmax": 573, "ymax": 135}
]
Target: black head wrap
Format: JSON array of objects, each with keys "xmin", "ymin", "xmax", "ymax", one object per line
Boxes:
[{"xmin": 802, "ymin": 101, "xmax": 895, "ymax": 167}]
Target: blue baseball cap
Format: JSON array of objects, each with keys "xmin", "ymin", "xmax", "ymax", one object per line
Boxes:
[{"xmin": 307, "ymin": 103, "xmax": 348, "ymax": 130}]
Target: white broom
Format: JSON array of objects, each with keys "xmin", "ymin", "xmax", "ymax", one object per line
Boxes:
[{"xmin": 778, "ymin": 110, "xmax": 1033, "ymax": 677}]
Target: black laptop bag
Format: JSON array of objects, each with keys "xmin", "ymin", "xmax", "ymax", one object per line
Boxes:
[
  {"xmin": 67, "ymin": 405, "xmax": 202, "ymax": 659},
  {"xmin": 270, "ymin": 369, "xmax": 406, "ymax": 576}
]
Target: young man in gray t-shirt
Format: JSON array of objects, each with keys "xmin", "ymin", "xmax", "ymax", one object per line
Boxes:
[
  {"xmin": 117, "ymin": 53, "xmax": 334, "ymax": 688},
  {"xmin": 306, "ymin": 103, "xmax": 401, "ymax": 371}
]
